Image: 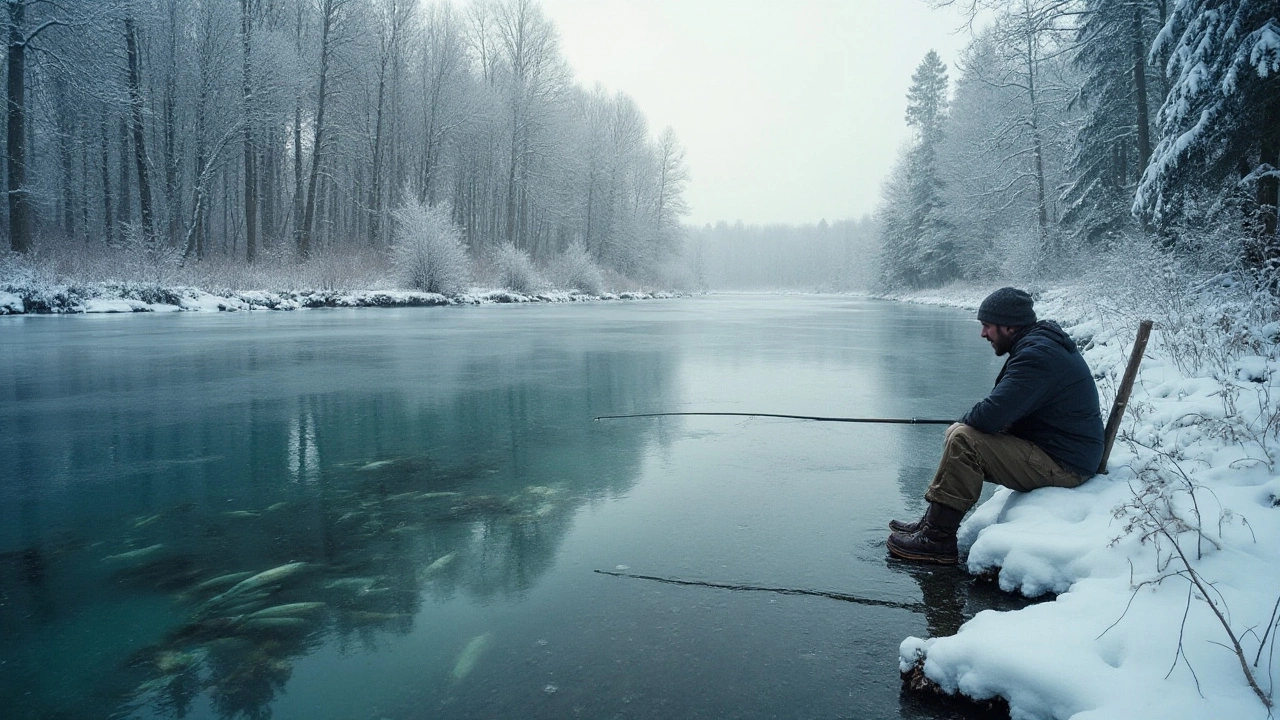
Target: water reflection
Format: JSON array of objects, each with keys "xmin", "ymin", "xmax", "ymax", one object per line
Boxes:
[
  {"xmin": 890, "ymin": 563, "xmax": 1040, "ymax": 720},
  {"xmin": 0, "ymin": 311, "xmax": 679, "ymax": 720},
  {"xmin": 285, "ymin": 404, "xmax": 320, "ymax": 485},
  {"xmin": 0, "ymin": 298, "xmax": 1016, "ymax": 720}
]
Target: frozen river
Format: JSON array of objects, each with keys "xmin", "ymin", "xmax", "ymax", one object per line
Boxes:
[{"xmin": 0, "ymin": 294, "xmax": 1025, "ymax": 719}]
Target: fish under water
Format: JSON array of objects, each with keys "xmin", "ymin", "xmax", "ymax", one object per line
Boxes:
[
  {"xmin": 102, "ymin": 543, "xmax": 166, "ymax": 564},
  {"xmin": 186, "ymin": 571, "xmax": 257, "ymax": 597},
  {"xmin": 381, "ymin": 491, "xmax": 420, "ymax": 503},
  {"xmin": 421, "ymin": 552, "xmax": 456, "ymax": 576},
  {"xmin": 357, "ymin": 460, "xmax": 398, "ymax": 472},
  {"xmin": 450, "ymin": 632, "xmax": 493, "ymax": 682},
  {"xmin": 201, "ymin": 562, "xmax": 308, "ymax": 609},
  {"xmin": 322, "ymin": 576, "xmax": 379, "ymax": 592},
  {"xmin": 244, "ymin": 602, "xmax": 326, "ymax": 620},
  {"xmin": 237, "ymin": 617, "xmax": 310, "ymax": 633},
  {"xmin": 132, "ymin": 514, "xmax": 164, "ymax": 530},
  {"xmin": 217, "ymin": 592, "xmax": 273, "ymax": 617}
]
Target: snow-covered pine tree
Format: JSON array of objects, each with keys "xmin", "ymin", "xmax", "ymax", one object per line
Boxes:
[
  {"xmin": 878, "ymin": 50, "xmax": 957, "ymax": 289},
  {"xmin": 1134, "ymin": 1, "xmax": 1280, "ymax": 268},
  {"xmin": 907, "ymin": 50, "xmax": 949, "ymax": 148},
  {"xmin": 877, "ymin": 157, "xmax": 921, "ymax": 288},
  {"xmin": 1061, "ymin": 0, "xmax": 1165, "ymax": 244}
]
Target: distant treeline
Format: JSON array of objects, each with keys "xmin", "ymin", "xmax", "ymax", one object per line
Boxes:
[
  {"xmin": 878, "ymin": 1, "xmax": 1279, "ymax": 291},
  {"xmin": 689, "ymin": 218, "xmax": 878, "ymax": 292},
  {"xmin": 1, "ymin": 0, "xmax": 690, "ymax": 288}
]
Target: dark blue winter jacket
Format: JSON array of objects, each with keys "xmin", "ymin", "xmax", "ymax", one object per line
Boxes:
[{"xmin": 959, "ymin": 320, "xmax": 1104, "ymax": 478}]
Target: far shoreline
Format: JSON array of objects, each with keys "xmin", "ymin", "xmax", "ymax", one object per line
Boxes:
[{"xmin": 0, "ymin": 284, "xmax": 688, "ymax": 316}]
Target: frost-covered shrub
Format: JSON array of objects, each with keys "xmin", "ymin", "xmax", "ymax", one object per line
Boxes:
[
  {"xmin": 182, "ymin": 247, "xmax": 296, "ymax": 293},
  {"xmin": 489, "ymin": 242, "xmax": 542, "ymax": 294},
  {"xmin": 391, "ymin": 199, "xmax": 470, "ymax": 295},
  {"xmin": 549, "ymin": 240, "xmax": 604, "ymax": 295},
  {"xmin": 1074, "ymin": 232, "xmax": 1280, "ymax": 379},
  {"xmin": 120, "ymin": 225, "xmax": 183, "ymax": 287},
  {"xmin": 991, "ymin": 227, "xmax": 1044, "ymax": 282},
  {"xmin": 298, "ymin": 244, "xmax": 393, "ymax": 293},
  {"xmin": 104, "ymin": 282, "xmax": 183, "ymax": 305},
  {"xmin": 0, "ymin": 248, "xmax": 94, "ymax": 312}
]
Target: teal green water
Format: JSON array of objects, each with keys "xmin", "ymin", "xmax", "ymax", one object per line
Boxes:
[{"xmin": 0, "ymin": 295, "xmax": 1018, "ymax": 720}]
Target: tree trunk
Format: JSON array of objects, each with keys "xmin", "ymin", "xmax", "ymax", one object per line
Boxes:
[
  {"xmin": 1259, "ymin": 128, "xmax": 1278, "ymax": 241},
  {"xmin": 1130, "ymin": 6, "xmax": 1152, "ymax": 171},
  {"xmin": 241, "ymin": 0, "xmax": 258, "ymax": 262},
  {"xmin": 369, "ymin": 50, "xmax": 387, "ymax": 245},
  {"xmin": 390, "ymin": 38, "xmax": 403, "ymax": 213},
  {"xmin": 299, "ymin": 0, "xmax": 335, "ymax": 260},
  {"xmin": 164, "ymin": 0, "xmax": 179, "ymax": 246},
  {"xmin": 292, "ymin": 3, "xmax": 303, "ymax": 248},
  {"xmin": 80, "ymin": 140, "xmax": 90, "ymax": 243},
  {"xmin": 1021, "ymin": 29, "xmax": 1049, "ymax": 247},
  {"xmin": 55, "ymin": 76, "xmax": 74, "ymax": 239},
  {"xmin": 124, "ymin": 12, "xmax": 155, "ymax": 243},
  {"xmin": 118, "ymin": 116, "xmax": 131, "ymax": 241},
  {"xmin": 7, "ymin": 0, "xmax": 31, "ymax": 252},
  {"xmin": 101, "ymin": 117, "xmax": 114, "ymax": 244},
  {"xmin": 187, "ymin": 80, "xmax": 208, "ymax": 260},
  {"xmin": 262, "ymin": 126, "xmax": 276, "ymax": 245},
  {"xmin": 585, "ymin": 181, "xmax": 594, "ymax": 253},
  {"xmin": 293, "ymin": 101, "xmax": 302, "ymax": 244},
  {"xmin": 222, "ymin": 165, "xmax": 229, "ymax": 255},
  {"xmin": 506, "ymin": 111, "xmax": 521, "ymax": 248}
]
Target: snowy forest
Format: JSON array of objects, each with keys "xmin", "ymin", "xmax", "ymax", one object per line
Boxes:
[
  {"xmin": 687, "ymin": 218, "xmax": 878, "ymax": 291},
  {"xmin": 0, "ymin": 0, "xmax": 1276, "ymax": 301},
  {"xmin": 877, "ymin": 0, "xmax": 1279, "ymax": 294},
  {"xmin": 0, "ymin": 0, "xmax": 693, "ymax": 298}
]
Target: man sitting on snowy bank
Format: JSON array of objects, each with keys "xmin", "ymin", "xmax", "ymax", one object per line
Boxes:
[{"xmin": 887, "ymin": 287, "xmax": 1105, "ymax": 564}]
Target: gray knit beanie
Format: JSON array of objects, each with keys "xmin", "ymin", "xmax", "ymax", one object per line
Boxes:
[{"xmin": 977, "ymin": 287, "xmax": 1036, "ymax": 326}]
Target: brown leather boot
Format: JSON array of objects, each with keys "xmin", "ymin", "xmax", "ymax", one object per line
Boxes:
[
  {"xmin": 887, "ymin": 502, "xmax": 964, "ymax": 564},
  {"xmin": 888, "ymin": 511, "xmax": 924, "ymax": 534}
]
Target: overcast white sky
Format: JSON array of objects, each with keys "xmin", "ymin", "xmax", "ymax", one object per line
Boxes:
[{"xmin": 537, "ymin": 0, "xmax": 976, "ymax": 227}]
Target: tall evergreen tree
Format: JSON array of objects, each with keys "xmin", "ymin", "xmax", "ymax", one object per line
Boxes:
[
  {"xmin": 1135, "ymin": 0, "xmax": 1280, "ymax": 267},
  {"xmin": 879, "ymin": 50, "xmax": 956, "ymax": 289},
  {"xmin": 1061, "ymin": 0, "xmax": 1164, "ymax": 243},
  {"xmin": 907, "ymin": 50, "xmax": 949, "ymax": 148}
]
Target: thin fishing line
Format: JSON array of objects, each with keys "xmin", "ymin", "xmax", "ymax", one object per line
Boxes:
[
  {"xmin": 594, "ymin": 569, "xmax": 926, "ymax": 611},
  {"xmin": 594, "ymin": 412, "xmax": 954, "ymax": 424}
]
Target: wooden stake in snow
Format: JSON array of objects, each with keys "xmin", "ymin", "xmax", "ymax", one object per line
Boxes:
[{"xmin": 1097, "ymin": 320, "xmax": 1153, "ymax": 474}]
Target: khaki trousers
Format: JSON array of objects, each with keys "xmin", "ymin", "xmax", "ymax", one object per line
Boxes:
[{"xmin": 924, "ymin": 423, "xmax": 1085, "ymax": 513}]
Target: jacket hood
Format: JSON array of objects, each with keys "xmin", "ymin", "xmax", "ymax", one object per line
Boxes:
[{"xmin": 1017, "ymin": 320, "xmax": 1078, "ymax": 354}]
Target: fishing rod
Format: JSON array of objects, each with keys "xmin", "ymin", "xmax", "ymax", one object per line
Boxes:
[{"xmin": 594, "ymin": 412, "xmax": 955, "ymax": 425}]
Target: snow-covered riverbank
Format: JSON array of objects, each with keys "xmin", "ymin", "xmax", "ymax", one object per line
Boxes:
[
  {"xmin": 0, "ymin": 282, "xmax": 680, "ymax": 315},
  {"xmin": 890, "ymin": 283, "xmax": 1280, "ymax": 719}
]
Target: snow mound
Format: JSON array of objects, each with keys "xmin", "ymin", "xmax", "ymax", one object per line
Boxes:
[
  {"xmin": 0, "ymin": 290, "xmax": 23, "ymax": 314},
  {"xmin": 899, "ymin": 287, "xmax": 1280, "ymax": 720},
  {"xmin": 86, "ymin": 298, "xmax": 158, "ymax": 313}
]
